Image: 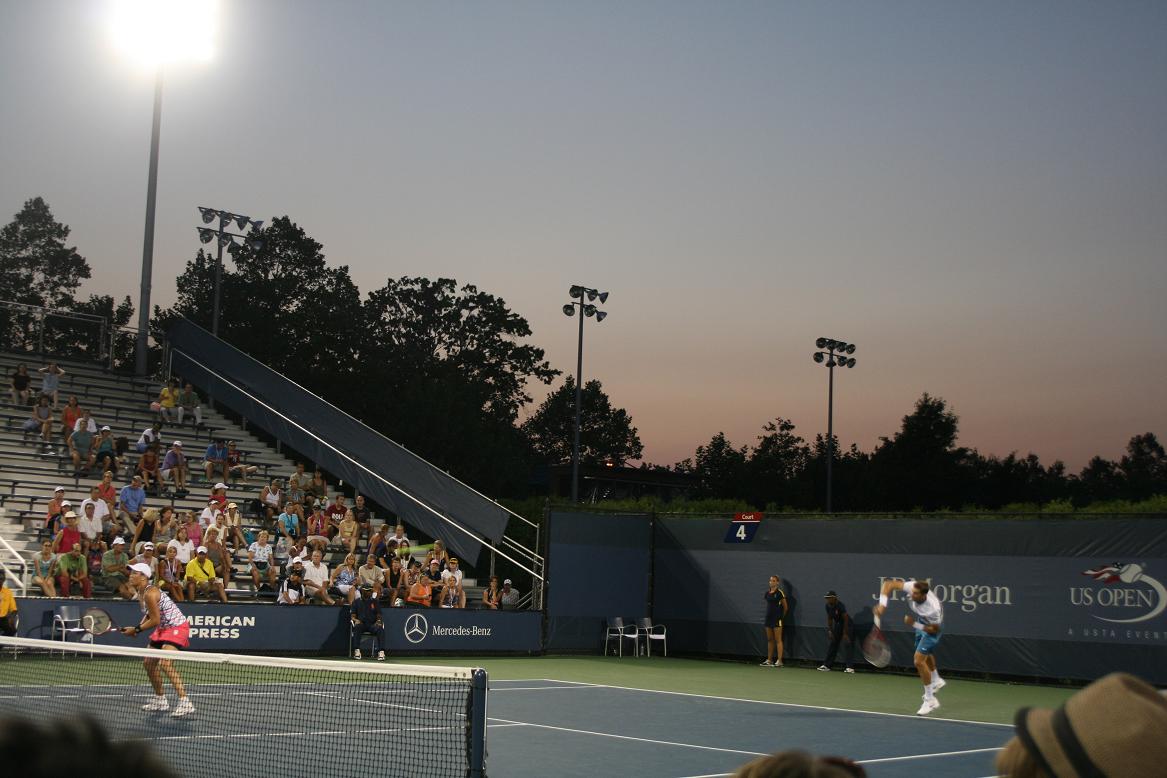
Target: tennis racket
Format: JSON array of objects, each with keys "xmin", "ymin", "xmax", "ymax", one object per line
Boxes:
[
  {"xmin": 862, "ymin": 616, "xmax": 891, "ymax": 668},
  {"xmin": 82, "ymin": 607, "xmax": 118, "ymax": 636}
]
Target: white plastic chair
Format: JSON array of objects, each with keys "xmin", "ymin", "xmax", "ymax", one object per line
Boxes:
[
  {"xmin": 637, "ymin": 617, "xmax": 667, "ymax": 657},
  {"xmin": 604, "ymin": 617, "xmax": 639, "ymax": 657}
]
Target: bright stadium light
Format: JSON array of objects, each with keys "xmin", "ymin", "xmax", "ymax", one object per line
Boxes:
[
  {"xmin": 811, "ymin": 337, "xmax": 859, "ymax": 513},
  {"xmin": 108, "ymin": 0, "xmax": 218, "ymax": 68}
]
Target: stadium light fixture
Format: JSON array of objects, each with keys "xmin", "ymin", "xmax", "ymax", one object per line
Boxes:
[
  {"xmin": 564, "ymin": 285, "xmax": 609, "ymax": 503},
  {"xmin": 194, "ymin": 207, "xmax": 263, "ymax": 338},
  {"xmin": 812, "ymin": 337, "xmax": 859, "ymax": 513}
]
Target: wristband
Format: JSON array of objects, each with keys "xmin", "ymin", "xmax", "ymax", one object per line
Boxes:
[{"xmin": 878, "ymin": 595, "xmax": 888, "ymax": 607}]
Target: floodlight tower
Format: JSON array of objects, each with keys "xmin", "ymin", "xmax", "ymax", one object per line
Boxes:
[
  {"xmin": 812, "ymin": 337, "xmax": 857, "ymax": 513},
  {"xmin": 562, "ymin": 286, "xmax": 609, "ymax": 502},
  {"xmin": 195, "ymin": 208, "xmax": 264, "ymax": 338}
]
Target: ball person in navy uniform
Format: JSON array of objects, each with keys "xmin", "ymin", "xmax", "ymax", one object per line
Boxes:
[{"xmin": 761, "ymin": 575, "xmax": 787, "ymax": 667}]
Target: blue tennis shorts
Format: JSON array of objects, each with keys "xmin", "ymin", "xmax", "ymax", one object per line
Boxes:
[{"xmin": 914, "ymin": 630, "xmax": 941, "ymax": 656}]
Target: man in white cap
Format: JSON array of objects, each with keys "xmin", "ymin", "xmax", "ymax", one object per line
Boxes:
[
  {"xmin": 500, "ymin": 578, "xmax": 520, "ymax": 609},
  {"xmin": 100, "ymin": 536, "xmax": 134, "ymax": 599},
  {"xmin": 122, "ymin": 561, "xmax": 194, "ymax": 717},
  {"xmin": 131, "ymin": 541, "xmax": 159, "ymax": 580},
  {"xmin": 160, "ymin": 441, "xmax": 189, "ymax": 497},
  {"xmin": 185, "ymin": 545, "xmax": 227, "ymax": 603}
]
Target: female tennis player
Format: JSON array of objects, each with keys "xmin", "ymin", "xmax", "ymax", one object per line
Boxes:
[
  {"xmin": 761, "ymin": 575, "xmax": 788, "ymax": 667},
  {"xmin": 874, "ymin": 577, "xmax": 945, "ymax": 715},
  {"xmin": 121, "ymin": 561, "xmax": 195, "ymax": 717}
]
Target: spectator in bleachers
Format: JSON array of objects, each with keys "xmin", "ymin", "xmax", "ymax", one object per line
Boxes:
[
  {"xmin": 385, "ymin": 556, "xmax": 406, "ymax": 605},
  {"xmin": 155, "ymin": 506, "xmax": 178, "ymax": 547},
  {"xmin": 285, "ymin": 472, "xmax": 306, "ymax": 508},
  {"xmin": 203, "ymin": 438, "xmax": 228, "ymax": 483},
  {"xmin": 44, "ymin": 486, "xmax": 67, "ymax": 539},
  {"xmin": 185, "ymin": 545, "xmax": 227, "ymax": 603},
  {"xmin": 130, "ymin": 507, "xmax": 159, "ymax": 554},
  {"xmin": 134, "ymin": 420, "xmax": 163, "ymax": 454},
  {"xmin": 222, "ymin": 501, "xmax": 246, "ymax": 550},
  {"xmin": 441, "ymin": 557, "xmax": 464, "ymax": 588},
  {"xmin": 306, "ymin": 506, "xmax": 330, "ymax": 554},
  {"xmin": 225, "ymin": 441, "xmax": 257, "ymax": 483},
  {"xmin": 424, "ymin": 559, "xmax": 444, "ymax": 605},
  {"xmin": 356, "ymin": 554, "xmax": 386, "ymax": 599},
  {"xmin": 59, "ymin": 396, "xmax": 81, "ymax": 445},
  {"xmin": 350, "ymin": 584, "xmax": 386, "ymax": 660},
  {"xmin": 167, "ymin": 525, "xmax": 195, "ymax": 565},
  {"xmin": 52, "ymin": 511, "xmax": 82, "ymax": 554},
  {"xmin": 156, "ymin": 378, "xmax": 179, "ymax": 423},
  {"xmin": 306, "ymin": 469, "xmax": 328, "ymax": 501},
  {"xmin": 210, "ymin": 511, "xmax": 233, "ymax": 554},
  {"xmin": 439, "ymin": 578, "xmax": 465, "ymax": 609},
  {"xmin": 22, "ymin": 395, "xmax": 54, "ymax": 452},
  {"xmin": 93, "ymin": 426, "xmax": 119, "ymax": 474},
  {"xmin": 203, "ymin": 527, "xmax": 232, "ymax": 580},
  {"xmin": 482, "ymin": 576, "xmax": 501, "ymax": 609},
  {"xmin": 130, "ymin": 541, "xmax": 158, "ymax": 582},
  {"xmin": 198, "ymin": 499, "xmax": 219, "ymax": 531},
  {"xmin": 96, "ymin": 470, "xmax": 117, "ymax": 515},
  {"xmin": 77, "ymin": 499, "xmax": 104, "ymax": 553},
  {"xmin": 10, "ymin": 363, "xmax": 32, "ymax": 406},
  {"xmin": 36, "ymin": 362, "xmax": 65, "ymax": 407},
  {"xmin": 182, "ymin": 510, "xmax": 202, "ymax": 548},
  {"xmin": 247, "ymin": 530, "xmax": 278, "ymax": 592},
  {"xmin": 160, "ymin": 441, "xmax": 189, "ymax": 497},
  {"xmin": 390, "ymin": 523, "xmax": 411, "ymax": 554},
  {"xmin": 424, "ymin": 539, "xmax": 449, "ymax": 570},
  {"xmin": 31, "ymin": 540, "xmax": 58, "ymax": 597},
  {"xmin": 302, "ymin": 549, "xmax": 334, "ymax": 605},
  {"xmin": 277, "ymin": 568, "xmax": 306, "ymax": 605},
  {"xmin": 101, "ymin": 537, "xmax": 134, "ymax": 599},
  {"xmin": 285, "ymin": 554, "xmax": 306, "ymax": 583},
  {"xmin": 349, "ymin": 495, "xmax": 372, "ymax": 541},
  {"xmin": 288, "ymin": 461, "xmax": 308, "ymax": 488},
  {"xmin": 329, "ymin": 553, "xmax": 359, "ymax": 605},
  {"xmin": 176, "ymin": 382, "xmax": 203, "ymax": 429},
  {"xmin": 159, "ymin": 543, "xmax": 185, "ymax": 601},
  {"xmin": 117, "ymin": 475, "xmax": 147, "ymax": 536},
  {"xmin": 276, "ymin": 502, "xmax": 301, "ymax": 549},
  {"xmin": 367, "ymin": 523, "xmax": 391, "ymax": 567},
  {"xmin": 72, "ymin": 407, "xmax": 97, "ymax": 434},
  {"xmin": 405, "ymin": 562, "xmax": 433, "ymax": 607},
  {"xmin": 260, "ymin": 478, "xmax": 284, "ymax": 525},
  {"xmin": 209, "ymin": 482, "xmax": 229, "ymax": 513},
  {"xmin": 69, "ymin": 423, "xmax": 98, "ymax": 475},
  {"xmin": 325, "ymin": 494, "xmax": 348, "ymax": 535},
  {"xmin": 286, "ymin": 537, "xmax": 310, "ymax": 569},
  {"xmin": 335, "ymin": 509, "xmax": 360, "ymax": 555},
  {"xmin": 136, "ymin": 443, "xmax": 162, "ymax": 494},
  {"xmin": 56, "ymin": 542, "xmax": 91, "ymax": 598},
  {"xmin": 500, "ymin": 579, "xmax": 520, "ymax": 609}
]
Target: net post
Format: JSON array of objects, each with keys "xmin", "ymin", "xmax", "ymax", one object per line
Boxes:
[{"xmin": 469, "ymin": 667, "xmax": 488, "ymax": 777}]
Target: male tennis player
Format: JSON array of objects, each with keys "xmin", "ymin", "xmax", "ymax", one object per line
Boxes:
[
  {"xmin": 873, "ymin": 577, "xmax": 945, "ymax": 715},
  {"xmin": 121, "ymin": 562, "xmax": 195, "ymax": 717}
]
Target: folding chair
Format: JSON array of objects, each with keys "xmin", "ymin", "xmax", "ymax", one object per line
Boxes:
[
  {"xmin": 604, "ymin": 617, "xmax": 639, "ymax": 657},
  {"xmin": 637, "ymin": 617, "xmax": 667, "ymax": 657},
  {"xmin": 51, "ymin": 605, "xmax": 91, "ymax": 656}
]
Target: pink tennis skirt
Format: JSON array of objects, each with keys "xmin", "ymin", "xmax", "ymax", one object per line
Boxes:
[{"xmin": 150, "ymin": 621, "xmax": 190, "ymax": 649}]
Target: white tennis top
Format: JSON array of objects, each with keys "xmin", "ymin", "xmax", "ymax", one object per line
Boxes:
[{"xmin": 902, "ymin": 580, "xmax": 944, "ymax": 627}]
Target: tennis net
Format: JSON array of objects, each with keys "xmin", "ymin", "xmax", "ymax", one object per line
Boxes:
[{"xmin": 0, "ymin": 636, "xmax": 488, "ymax": 778}]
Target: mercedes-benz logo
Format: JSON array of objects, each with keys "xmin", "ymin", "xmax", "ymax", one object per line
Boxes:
[{"xmin": 404, "ymin": 613, "xmax": 428, "ymax": 644}]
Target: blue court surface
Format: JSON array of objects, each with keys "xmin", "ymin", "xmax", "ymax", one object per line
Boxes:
[{"xmin": 485, "ymin": 679, "xmax": 1010, "ymax": 778}]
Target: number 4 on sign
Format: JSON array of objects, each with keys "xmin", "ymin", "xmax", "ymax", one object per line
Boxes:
[{"xmin": 725, "ymin": 512, "xmax": 762, "ymax": 543}]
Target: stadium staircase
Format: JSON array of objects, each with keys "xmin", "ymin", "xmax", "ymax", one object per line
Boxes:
[{"xmin": 0, "ymin": 351, "xmax": 480, "ymax": 602}]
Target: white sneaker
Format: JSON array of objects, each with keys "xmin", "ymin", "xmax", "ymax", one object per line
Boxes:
[
  {"xmin": 377, "ymin": 651, "xmax": 386, "ymax": 661},
  {"xmin": 933, "ymin": 677, "xmax": 946, "ymax": 692},
  {"xmin": 142, "ymin": 695, "xmax": 169, "ymax": 712},
  {"xmin": 916, "ymin": 698, "xmax": 940, "ymax": 716},
  {"xmin": 759, "ymin": 660, "xmax": 773, "ymax": 667},
  {"xmin": 773, "ymin": 661, "xmax": 783, "ymax": 668},
  {"xmin": 353, "ymin": 649, "xmax": 361, "ymax": 659},
  {"xmin": 844, "ymin": 668, "xmax": 855, "ymax": 674},
  {"xmin": 817, "ymin": 665, "xmax": 830, "ymax": 672},
  {"xmin": 171, "ymin": 697, "xmax": 195, "ymax": 718}
]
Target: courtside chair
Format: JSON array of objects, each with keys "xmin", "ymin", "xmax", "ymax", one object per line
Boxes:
[
  {"xmin": 604, "ymin": 617, "xmax": 639, "ymax": 657},
  {"xmin": 637, "ymin": 617, "xmax": 667, "ymax": 657},
  {"xmin": 51, "ymin": 605, "xmax": 91, "ymax": 656}
]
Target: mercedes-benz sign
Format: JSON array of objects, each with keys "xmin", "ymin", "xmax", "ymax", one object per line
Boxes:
[{"xmin": 404, "ymin": 613, "xmax": 428, "ymax": 644}]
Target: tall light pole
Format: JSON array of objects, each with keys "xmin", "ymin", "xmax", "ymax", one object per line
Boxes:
[
  {"xmin": 196, "ymin": 208, "xmax": 264, "ymax": 338},
  {"xmin": 562, "ymin": 285, "xmax": 609, "ymax": 502},
  {"xmin": 111, "ymin": 1, "xmax": 218, "ymax": 375},
  {"xmin": 812, "ymin": 338, "xmax": 857, "ymax": 513}
]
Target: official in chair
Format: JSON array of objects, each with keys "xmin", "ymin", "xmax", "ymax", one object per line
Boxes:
[{"xmin": 351, "ymin": 584, "xmax": 386, "ymax": 660}]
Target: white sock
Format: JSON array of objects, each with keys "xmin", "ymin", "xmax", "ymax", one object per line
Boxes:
[
  {"xmin": 924, "ymin": 684, "xmax": 934, "ymax": 700},
  {"xmin": 931, "ymin": 670, "xmax": 940, "ymax": 683}
]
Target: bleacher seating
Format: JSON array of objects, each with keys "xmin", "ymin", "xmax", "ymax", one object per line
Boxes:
[{"xmin": 0, "ymin": 352, "xmax": 480, "ymax": 604}]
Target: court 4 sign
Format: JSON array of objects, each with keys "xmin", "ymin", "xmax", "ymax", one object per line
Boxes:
[
  {"xmin": 1072, "ymin": 563, "xmax": 1167, "ymax": 624},
  {"xmin": 725, "ymin": 512, "xmax": 762, "ymax": 543}
]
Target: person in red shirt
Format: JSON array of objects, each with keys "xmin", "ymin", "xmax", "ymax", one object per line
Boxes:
[
  {"xmin": 59, "ymin": 396, "xmax": 82, "ymax": 445},
  {"xmin": 325, "ymin": 494, "xmax": 348, "ymax": 537},
  {"xmin": 96, "ymin": 470, "xmax": 118, "ymax": 516},
  {"xmin": 52, "ymin": 511, "xmax": 83, "ymax": 554}
]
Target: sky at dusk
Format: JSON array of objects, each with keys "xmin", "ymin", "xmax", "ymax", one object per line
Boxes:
[{"xmin": 2, "ymin": 1, "xmax": 1164, "ymax": 473}]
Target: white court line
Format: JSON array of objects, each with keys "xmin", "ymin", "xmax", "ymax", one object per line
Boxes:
[
  {"xmin": 858, "ymin": 746, "xmax": 1003, "ymax": 764},
  {"xmin": 304, "ymin": 690, "xmax": 443, "ymax": 714},
  {"xmin": 487, "ymin": 716, "xmax": 768, "ymax": 758},
  {"xmin": 150, "ymin": 722, "xmax": 471, "ymax": 743},
  {"xmin": 534, "ymin": 679, "xmax": 1013, "ymax": 729},
  {"xmin": 488, "ymin": 685, "xmax": 599, "ymax": 692}
]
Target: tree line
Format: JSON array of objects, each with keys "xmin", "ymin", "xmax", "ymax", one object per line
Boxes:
[{"xmin": 2, "ymin": 197, "xmax": 1163, "ymax": 509}]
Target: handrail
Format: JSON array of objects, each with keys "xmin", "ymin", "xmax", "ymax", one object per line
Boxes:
[
  {"xmin": 0, "ymin": 530, "xmax": 28, "ymax": 592},
  {"xmin": 173, "ymin": 348, "xmax": 545, "ymax": 583}
]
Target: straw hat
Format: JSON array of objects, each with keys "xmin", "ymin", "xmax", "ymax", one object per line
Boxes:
[{"xmin": 1012, "ymin": 672, "xmax": 1167, "ymax": 776}]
